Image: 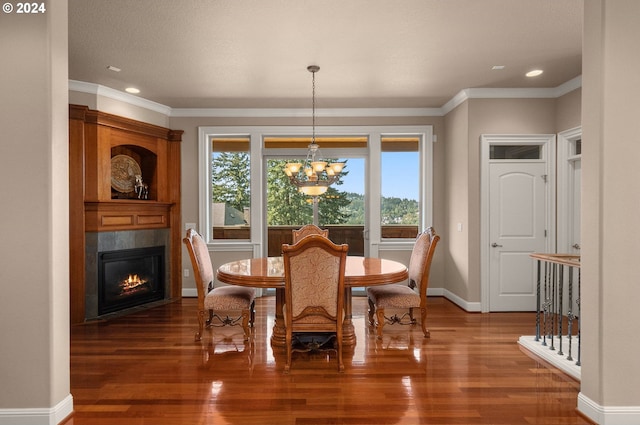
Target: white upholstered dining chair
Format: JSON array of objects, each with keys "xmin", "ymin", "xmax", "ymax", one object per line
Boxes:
[
  {"xmin": 183, "ymin": 229, "xmax": 256, "ymax": 342},
  {"xmin": 367, "ymin": 227, "xmax": 440, "ymax": 339}
]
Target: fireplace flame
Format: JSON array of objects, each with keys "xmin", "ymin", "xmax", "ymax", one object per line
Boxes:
[{"xmin": 120, "ymin": 274, "xmax": 148, "ymax": 293}]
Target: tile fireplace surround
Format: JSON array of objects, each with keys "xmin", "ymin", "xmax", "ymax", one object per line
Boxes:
[{"xmin": 85, "ymin": 228, "xmax": 170, "ymax": 320}]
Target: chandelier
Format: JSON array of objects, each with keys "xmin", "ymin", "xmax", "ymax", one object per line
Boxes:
[{"xmin": 284, "ymin": 65, "xmax": 344, "ymax": 197}]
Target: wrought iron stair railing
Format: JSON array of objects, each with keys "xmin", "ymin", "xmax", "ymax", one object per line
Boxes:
[{"xmin": 520, "ymin": 253, "xmax": 581, "ymax": 380}]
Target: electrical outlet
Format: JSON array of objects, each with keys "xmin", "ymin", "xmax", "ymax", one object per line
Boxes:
[{"xmin": 183, "ymin": 268, "xmax": 190, "ymax": 278}]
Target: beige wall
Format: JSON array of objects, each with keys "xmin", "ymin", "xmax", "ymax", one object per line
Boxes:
[
  {"xmin": 0, "ymin": 0, "xmax": 71, "ymax": 417},
  {"xmin": 581, "ymin": 0, "xmax": 640, "ymax": 416},
  {"xmin": 443, "ymin": 101, "xmax": 470, "ymax": 301},
  {"xmin": 442, "ymin": 97, "xmax": 570, "ymax": 304},
  {"xmin": 556, "ymin": 88, "xmax": 582, "ymax": 131}
]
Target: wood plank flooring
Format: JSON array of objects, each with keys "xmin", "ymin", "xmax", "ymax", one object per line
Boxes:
[{"xmin": 63, "ymin": 296, "xmax": 593, "ymax": 425}]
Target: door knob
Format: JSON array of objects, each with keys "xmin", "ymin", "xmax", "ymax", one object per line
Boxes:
[
  {"xmin": 572, "ymin": 243, "xmax": 581, "ymax": 250},
  {"xmin": 491, "ymin": 242, "xmax": 503, "ymax": 248}
]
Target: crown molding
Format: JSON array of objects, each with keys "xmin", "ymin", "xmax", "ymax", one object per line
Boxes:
[
  {"xmin": 169, "ymin": 107, "xmax": 441, "ymax": 118},
  {"xmin": 69, "ymin": 76, "xmax": 582, "ymax": 119},
  {"xmin": 440, "ymin": 75, "xmax": 583, "ymax": 115},
  {"xmin": 68, "ymin": 80, "xmax": 172, "ymax": 116}
]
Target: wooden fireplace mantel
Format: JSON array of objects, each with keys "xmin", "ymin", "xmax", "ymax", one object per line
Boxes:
[
  {"xmin": 69, "ymin": 104, "xmax": 183, "ymax": 324},
  {"xmin": 84, "ymin": 200, "xmax": 173, "ymax": 232}
]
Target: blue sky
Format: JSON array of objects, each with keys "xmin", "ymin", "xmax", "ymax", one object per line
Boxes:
[{"xmin": 336, "ymin": 153, "xmax": 419, "ymax": 200}]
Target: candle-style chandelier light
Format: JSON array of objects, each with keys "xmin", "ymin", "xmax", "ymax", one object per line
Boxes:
[{"xmin": 283, "ymin": 65, "xmax": 344, "ymax": 197}]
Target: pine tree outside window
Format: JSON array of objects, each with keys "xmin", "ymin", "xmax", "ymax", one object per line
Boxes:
[{"xmin": 211, "ymin": 137, "xmax": 251, "ymax": 240}]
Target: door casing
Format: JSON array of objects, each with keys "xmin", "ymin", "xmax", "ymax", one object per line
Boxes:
[
  {"xmin": 480, "ymin": 134, "xmax": 556, "ymax": 312},
  {"xmin": 557, "ymin": 126, "xmax": 582, "ymax": 255}
]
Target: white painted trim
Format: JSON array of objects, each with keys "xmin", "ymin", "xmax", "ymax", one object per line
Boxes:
[
  {"xmin": 0, "ymin": 394, "xmax": 73, "ymax": 425},
  {"xmin": 480, "ymin": 134, "xmax": 556, "ymax": 312},
  {"xmin": 440, "ymin": 89, "xmax": 472, "ymax": 115},
  {"xmin": 197, "ymin": 126, "xmax": 211, "ymax": 242},
  {"xmin": 443, "ymin": 289, "xmax": 482, "ymax": 312},
  {"xmin": 70, "ymin": 77, "xmax": 582, "ymax": 119},
  {"xmin": 182, "ymin": 288, "xmax": 198, "ymax": 297},
  {"xmin": 378, "ymin": 241, "xmax": 417, "ymax": 251},
  {"xmin": 171, "ymin": 107, "xmax": 442, "ymax": 118},
  {"xmin": 426, "ymin": 287, "xmax": 444, "ymax": 297},
  {"xmin": 199, "ymin": 125, "xmax": 433, "ymax": 259},
  {"xmin": 69, "ymin": 80, "xmax": 172, "ymax": 116},
  {"xmin": 578, "ymin": 393, "xmax": 640, "ymax": 425},
  {"xmin": 207, "ymin": 242, "xmax": 256, "ymax": 252},
  {"xmin": 518, "ymin": 335, "xmax": 581, "ymax": 380},
  {"xmin": 440, "ymin": 76, "xmax": 583, "ymax": 115},
  {"xmin": 557, "ymin": 126, "xmax": 582, "ymax": 253}
]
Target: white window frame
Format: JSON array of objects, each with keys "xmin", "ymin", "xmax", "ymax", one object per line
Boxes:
[{"xmin": 198, "ymin": 125, "xmax": 433, "ymax": 257}]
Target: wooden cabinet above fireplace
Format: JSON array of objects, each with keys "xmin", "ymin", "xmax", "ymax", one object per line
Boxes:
[
  {"xmin": 71, "ymin": 105, "xmax": 182, "ymax": 206},
  {"xmin": 69, "ymin": 105, "xmax": 183, "ymax": 324}
]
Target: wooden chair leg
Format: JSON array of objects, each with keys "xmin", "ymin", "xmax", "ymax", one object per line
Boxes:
[
  {"xmin": 284, "ymin": 332, "xmax": 292, "ymax": 373},
  {"xmin": 375, "ymin": 308, "xmax": 386, "ymax": 339},
  {"xmin": 367, "ymin": 297, "xmax": 376, "ymax": 326},
  {"xmin": 337, "ymin": 340, "xmax": 344, "ymax": 372},
  {"xmin": 205, "ymin": 309, "xmax": 214, "ymax": 326},
  {"xmin": 249, "ymin": 300, "xmax": 256, "ymax": 328},
  {"xmin": 195, "ymin": 309, "xmax": 205, "ymax": 342},
  {"xmin": 241, "ymin": 309, "xmax": 251, "ymax": 341},
  {"xmin": 420, "ymin": 307, "xmax": 430, "ymax": 338}
]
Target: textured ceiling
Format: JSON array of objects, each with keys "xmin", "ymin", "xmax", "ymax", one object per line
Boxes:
[{"xmin": 68, "ymin": 0, "xmax": 583, "ymax": 109}]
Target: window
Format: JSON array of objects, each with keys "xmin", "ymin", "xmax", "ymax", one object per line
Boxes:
[
  {"xmin": 381, "ymin": 136, "xmax": 420, "ymax": 239},
  {"xmin": 490, "ymin": 145, "xmax": 542, "ymax": 160},
  {"xmin": 199, "ymin": 125, "xmax": 433, "ymax": 250},
  {"xmin": 210, "ymin": 137, "xmax": 251, "ymax": 240},
  {"xmin": 573, "ymin": 139, "xmax": 582, "ymax": 156},
  {"xmin": 263, "ymin": 136, "xmax": 367, "ymax": 256},
  {"xmin": 264, "ymin": 136, "xmax": 367, "ymax": 228}
]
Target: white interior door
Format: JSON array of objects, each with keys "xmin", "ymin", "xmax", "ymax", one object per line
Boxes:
[{"xmin": 489, "ymin": 162, "xmax": 548, "ymax": 311}]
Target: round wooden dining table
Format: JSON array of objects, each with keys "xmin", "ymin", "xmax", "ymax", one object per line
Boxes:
[{"xmin": 216, "ymin": 256, "xmax": 408, "ymax": 347}]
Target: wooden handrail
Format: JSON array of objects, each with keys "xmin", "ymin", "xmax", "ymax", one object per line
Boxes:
[{"xmin": 530, "ymin": 253, "xmax": 580, "ymax": 268}]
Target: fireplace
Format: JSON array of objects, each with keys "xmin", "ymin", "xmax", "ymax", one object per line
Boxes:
[{"xmin": 98, "ymin": 246, "xmax": 165, "ymax": 315}]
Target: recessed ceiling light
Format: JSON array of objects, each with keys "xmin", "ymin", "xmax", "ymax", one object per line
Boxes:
[
  {"xmin": 492, "ymin": 65, "xmax": 505, "ymax": 70},
  {"xmin": 106, "ymin": 65, "xmax": 121, "ymax": 72},
  {"xmin": 125, "ymin": 87, "xmax": 140, "ymax": 94},
  {"xmin": 526, "ymin": 69, "xmax": 544, "ymax": 77}
]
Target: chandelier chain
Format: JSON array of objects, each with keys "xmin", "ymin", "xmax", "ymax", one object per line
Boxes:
[
  {"xmin": 311, "ymin": 68, "xmax": 316, "ymax": 145},
  {"xmin": 283, "ymin": 65, "xmax": 344, "ymax": 208}
]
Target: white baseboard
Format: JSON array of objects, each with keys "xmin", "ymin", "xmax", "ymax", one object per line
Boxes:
[
  {"xmin": 0, "ymin": 394, "xmax": 73, "ymax": 425},
  {"xmin": 578, "ymin": 392, "xmax": 640, "ymax": 425},
  {"xmin": 442, "ymin": 288, "xmax": 482, "ymax": 312},
  {"xmin": 182, "ymin": 287, "xmax": 197, "ymax": 297}
]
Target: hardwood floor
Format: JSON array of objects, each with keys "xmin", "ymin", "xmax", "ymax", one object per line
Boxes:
[{"xmin": 63, "ymin": 296, "xmax": 593, "ymax": 425}]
